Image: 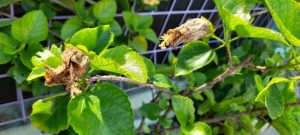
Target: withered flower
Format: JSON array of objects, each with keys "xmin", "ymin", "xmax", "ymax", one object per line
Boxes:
[
  {"xmin": 45, "ymin": 47, "xmax": 89, "ymax": 95},
  {"xmin": 159, "ymin": 17, "xmax": 214, "ymax": 49}
]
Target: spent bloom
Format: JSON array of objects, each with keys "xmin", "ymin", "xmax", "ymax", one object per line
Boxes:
[{"xmin": 159, "ymin": 17, "xmax": 214, "ymax": 49}]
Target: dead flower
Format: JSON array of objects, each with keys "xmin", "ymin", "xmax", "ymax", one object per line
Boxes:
[
  {"xmin": 159, "ymin": 17, "xmax": 213, "ymax": 49},
  {"xmin": 45, "ymin": 47, "xmax": 89, "ymax": 96}
]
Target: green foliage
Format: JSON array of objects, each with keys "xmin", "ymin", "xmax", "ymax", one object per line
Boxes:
[
  {"xmin": 11, "ymin": 10, "xmax": 48, "ymax": 44},
  {"xmin": 91, "ymin": 45, "xmax": 148, "ymax": 83},
  {"xmin": 70, "ymin": 26, "xmax": 114, "ymax": 54},
  {"xmin": 67, "ymin": 93, "xmax": 103, "ymax": 135},
  {"xmin": 264, "ymin": 0, "xmax": 300, "ymax": 45},
  {"xmin": 2, "ymin": 0, "xmax": 300, "ymax": 135},
  {"xmin": 31, "ymin": 93, "xmax": 69, "ymax": 134},
  {"xmin": 175, "ymin": 41, "xmax": 215, "ymax": 76}
]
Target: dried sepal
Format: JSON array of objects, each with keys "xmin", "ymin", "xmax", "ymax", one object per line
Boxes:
[
  {"xmin": 44, "ymin": 46, "xmax": 89, "ymax": 96},
  {"xmin": 159, "ymin": 17, "xmax": 214, "ymax": 49}
]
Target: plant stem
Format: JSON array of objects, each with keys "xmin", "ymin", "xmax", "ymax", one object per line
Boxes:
[
  {"xmin": 193, "ymin": 56, "xmax": 252, "ymax": 94},
  {"xmin": 205, "ymin": 102, "xmax": 300, "ymax": 123},
  {"xmin": 87, "ymin": 75, "xmax": 173, "ymax": 94},
  {"xmin": 214, "ymin": 44, "xmax": 225, "ymax": 51},
  {"xmin": 212, "ymin": 34, "xmax": 225, "ymax": 44}
]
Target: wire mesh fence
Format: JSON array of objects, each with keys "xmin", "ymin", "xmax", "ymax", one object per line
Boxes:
[{"xmin": 0, "ymin": 0, "xmax": 270, "ymax": 128}]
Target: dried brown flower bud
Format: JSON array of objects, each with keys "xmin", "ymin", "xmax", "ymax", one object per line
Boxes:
[
  {"xmin": 159, "ymin": 17, "xmax": 214, "ymax": 49},
  {"xmin": 45, "ymin": 46, "xmax": 89, "ymax": 95},
  {"xmin": 142, "ymin": 0, "xmax": 160, "ymax": 6}
]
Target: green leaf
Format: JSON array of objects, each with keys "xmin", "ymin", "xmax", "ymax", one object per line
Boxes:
[
  {"xmin": 140, "ymin": 103, "xmax": 161, "ymax": 120},
  {"xmin": 27, "ymin": 67, "xmax": 47, "ymax": 81},
  {"xmin": 234, "ymin": 24, "xmax": 289, "ymax": 45},
  {"xmin": 175, "ymin": 41, "xmax": 215, "ymax": 76},
  {"xmin": 0, "ymin": 32, "xmax": 19, "ymax": 55},
  {"xmin": 93, "ymin": 0, "xmax": 117, "ymax": 24},
  {"xmin": 61, "ymin": 16, "xmax": 82, "ymax": 40},
  {"xmin": 11, "ymin": 10, "xmax": 48, "ymax": 44},
  {"xmin": 89, "ymin": 83, "xmax": 134, "ymax": 135},
  {"xmin": 91, "ymin": 45, "xmax": 148, "ymax": 83},
  {"xmin": 122, "ymin": 11, "xmax": 153, "ymax": 32},
  {"xmin": 143, "ymin": 57, "xmax": 155, "ymax": 78},
  {"xmin": 31, "ymin": 45, "xmax": 62, "ymax": 68},
  {"xmin": 138, "ymin": 28, "xmax": 159, "ymax": 43},
  {"xmin": 128, "ymin": 35, "xmax": 148, "ymax": 52},
  {"xmin": 0, "ymin": 0, "xmax": 21, "ymax": 8},
  {"xmin": 254, "ymin": 74, "xmax": 264, "ymax": 92},
  {"xmin": 108, "ymin": 20, "xmax": 122, "ymax": 36},
  {"xmin": 214, "ymin": 0, "xmax": 289, "ymax": 45},
  {"xmin": 153, "ymin": 74, "xmax": 172, "ymax": 88},
  {"xmin": 0, "ymin": 19, "xmax": 15, "ymax": 28},
  {"xmin": 265, "ymin": 86, "xmax": 284, "ymax": 119},
  {"xmin": 0, "ymin": 51, "xmax": 11, "ymax": 64},
  {"xmin": 70, "ymin": 25, "xmax": 114, "ymax": 54},
  {"xmin": 255, "ymin": 77, "xmax": 289, "ymax": 102},
  {"xmin": 203, "ymin": 89, "xmax": 215, "ymax": 105},
  {"xmin": 189, "ymin": 122, "xmax": 212, "ymax": 135},
  {"xmin": 20, "ymin": 43, "xmax": 43, "ymax": 69},
  {"xmin": 264, "ymin": 0, "xmax": 300, "ymax": 46},
  {"xmin": 31, "ymin": 93, "xmax": 69, "ymax": 134},
  {"xmin": 172, "ymin": 95, "xmax": 195, "ymax": 128},
  {"xmin": 68, "ymin": 93, "xmax": 103, "ymax": 135}
]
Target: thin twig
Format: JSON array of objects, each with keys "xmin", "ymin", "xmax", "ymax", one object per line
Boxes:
[
  {"xmin": 205, "ymin": 102, "xmax": 300, "ymax": 123},
  {"xmin": 87, "ymin": 75, "xmax": 173, "ymax": 95},
  {"xmin": 193, "ymin": 56, "xmax": 253, "ymax": 94}
]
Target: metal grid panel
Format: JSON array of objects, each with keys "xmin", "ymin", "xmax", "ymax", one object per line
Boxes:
[{"xmin": 0, "ymin": 0, "xmax": 269, "ymax": 127}]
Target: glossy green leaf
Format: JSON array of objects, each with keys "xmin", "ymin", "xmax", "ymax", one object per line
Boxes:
[
  {"xmin": 0, "ymin": 51, "xmax": 11, "ymax": 64},
  {"xmin": 265, "ymin": 86, "xmax": 284, "ymax": 119},
  {"xmin": 172, "ymin": 95, "xmax": 195, "ymax": 128},
  {"xmin": 89, "ymin": 83, "xmax": 134, "ymax": 135},
  {"xmin": 255, "ymin": 77, "xmax": 289, "ymax": 102},
  {"xmin": 91, "ymin": 45, "xmax": 148, "ymax": 83},
  {"xmin": 138, "ymin": 28, "xmax": 159, "ymax": 43},
  {"xmin": 153, "ymin": 74, "xmax": 172, "ymax": 88},
  {"xmin": 214, "ymin": 0, "xmax": 289, "ymax": 45},
  {"xmin": 20, "ymin": 43, "xmax": 43, "ymax": 69},
  {"xmin": 108, "ymin": 20, "xmax": 122, "ymax": 36},
  {"xmin": 68, "ymin": 94, "xmax": 103, "ymax": 135},
  {"xmin": 27, "ymin": 67, "xmax": 47, "ymax": 81},
  {"xmin": 11, "ymin": 10, "xmax": 48, "ymax": 44},
  {"xmin": 254, "ymin": 74, "xmax": 264, "ymax": 92},
  {"xmin": 189, "ymin": 122, "xmax": 212, "ymax": 135},
  {"xmin": 264, "ymin": 0, "xmax": 300, "ymax": 46},
  {"xmin": 61, "ymin": 16, "xmax": 82, "ymax": 40},
  {"xmin": 140, "ymin": 103, "xmax": 161, "ymax": 120},
  {"xmin": 128, "ymin": 35, "xmax": 148, "ymax": 52},
  {"xmin": 31, "ymin": 45, "xmax": 62, "ymax": 68},
  {"xmin": 143, "ymin": 57, "xmax": 155, "ymax": 78},
  {"xmin": 70, "ymin": 26, "xmax": 114, "ymax": 54},
  {"xmin": 0, "ymin": 32, "xmax": 19, "ymax": 55},
  {"xmin": 234, "ymin": 24, "xmax": 289, "ymax": 45},
  {"xmin": 31, "ymin": 93, "xmax": 69, "ymax": 134},
  {"xmin": 93, "ymin": 0, "xmax": 117, "ymax": 24},
  {"xmin": 175, "ymin": 41, "xmax": 215, "ymax": 76}
]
